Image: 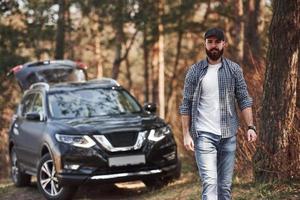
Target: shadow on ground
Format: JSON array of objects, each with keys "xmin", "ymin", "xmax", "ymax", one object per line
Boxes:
[
  {"xmin": 74, "ymin": 181, "xmax": 148, "ymax": 200},
  {"xmin": 0, "ymin": 173, "xmax": 196, "ymax": 200}
]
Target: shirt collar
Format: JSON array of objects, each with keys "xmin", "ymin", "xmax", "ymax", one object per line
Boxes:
[{"xmin": 204, "ymin": 57, "xmax": 225, "ymax": 68}]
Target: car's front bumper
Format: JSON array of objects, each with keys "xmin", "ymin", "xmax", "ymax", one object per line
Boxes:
[
  {"xmin": 57, "ymin": 162, "xmax": 180, "ymax": 185},
  {"xmin": 53, "ymin": 134, "xmax": 181, "ymax": 186}
]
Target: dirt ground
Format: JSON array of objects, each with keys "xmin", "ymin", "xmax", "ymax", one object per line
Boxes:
[
  {"xmin": 0, "ymin": 171, "xmax": 299, "ymax": 200},
  {"xmin": 0, "ymin": 181, "xmax": 151, "ymax": 200},
  {"xmin": 0, "ymin": 172, "xmax": 199, "ymax": 200}
]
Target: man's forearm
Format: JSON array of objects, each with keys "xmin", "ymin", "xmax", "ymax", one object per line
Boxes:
[
  {"xmin": 241, "ymin": 107, "xmax": 254, "ymax": 126},
  {"xmin": 181, "ymin": 115, "xmax": 191, "ymax": 136}
]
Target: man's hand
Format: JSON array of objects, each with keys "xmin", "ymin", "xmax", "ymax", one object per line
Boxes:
[
  {"xmin": 247, "ymin": 129, "xmax": 257, "ymax": 142},
  {"xmin": 183, "ymin": 133, "xmax": 194, "ymax": 151}
]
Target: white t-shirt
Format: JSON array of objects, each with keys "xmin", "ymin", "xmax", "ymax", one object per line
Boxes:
[{"xmin": 195, "ymin": 63, "xmax": 222, "ymax": 135}]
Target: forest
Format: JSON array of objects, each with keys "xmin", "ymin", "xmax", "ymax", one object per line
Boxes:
[{"xmin": 0, "ymin": 0, "xmax": 299, "ymax": 199}]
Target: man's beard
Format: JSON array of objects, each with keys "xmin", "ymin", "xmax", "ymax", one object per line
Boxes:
[{"xmin": 206, "ymin": 48, "xmax": 223, "ymax": 61}]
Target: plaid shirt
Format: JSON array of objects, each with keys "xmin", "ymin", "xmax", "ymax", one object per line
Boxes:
[{"xmin": 179, "ymin": 57, "xmax": 253, "ymax": 138}]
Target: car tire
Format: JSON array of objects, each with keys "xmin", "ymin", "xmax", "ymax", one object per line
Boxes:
[
  {"xmin": 143, "ymin": 161, "xmax": 181, "ymax": 190},
  {"xmin": 37, "ymin": 153, "xmax": 77, "ymax": 200},
  {"xmin": 163, "ymin": 161, "xmax": 182, "ymax": 184},
  {"xmin": 10, "ymin": 147, "xmax": 31, "ymax": 187},
  {"xmin": 169, "ymin": 160, "xmax": 181, "ymax": 180},
  {"xmin": 143, "ymin": 178, "xmax": 165, "ymax": 190},
  {"xmin": 143, "ymin": 175, "xmax": 177, "ymax": 190}
]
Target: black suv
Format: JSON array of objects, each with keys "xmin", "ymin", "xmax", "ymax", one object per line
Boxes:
[{"xmin": 8, "ymin": 60, "xmax": 181, "ymax": 200}]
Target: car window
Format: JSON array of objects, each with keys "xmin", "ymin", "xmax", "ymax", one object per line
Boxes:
[
  {"xmin": 21, "ymin": 94, "xmax": 36, "ymax": 116},
  {"xmin": 48, "ymin": 88, "xmax": 142, "ymax": 119},
  {"xmin": 31, "ymin": 93, "xmax": 44, "ymax": 114},
  {"xmin": 14, "ymin": 63, "xmax": 88, "ymax": 91},
  {"xmin": 26, "ymin": 68, "xmax": 85, "ymax": 88},
  {"xmin": 36, "ymin": 68, "xmax": 75, "ymax": 83}
]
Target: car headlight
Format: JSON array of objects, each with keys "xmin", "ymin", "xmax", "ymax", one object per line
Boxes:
[
  {"xmin": 55, "ymin": 134, "xmax": 96, "ymax": 148},
  {"xmin": 148, "ymin": 126, "xmax": 171, "ymax": 142}
]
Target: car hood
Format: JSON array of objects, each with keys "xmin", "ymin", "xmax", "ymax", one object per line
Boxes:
[{"xmin": 49, "ymin": 113, "xmax": 166, "ymax": 135}]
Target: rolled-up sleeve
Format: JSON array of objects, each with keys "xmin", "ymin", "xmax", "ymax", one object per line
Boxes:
[
  {"xmin": 234, "ymin": 65, "xmax": 253, "ymax": 110},
  {"xmin": 179, "ymin": 65, "xmax": 196, "ymax": 115}
]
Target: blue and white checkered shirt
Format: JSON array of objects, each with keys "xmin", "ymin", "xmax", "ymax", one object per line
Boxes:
[{"xmin": 179, "ymin": 57, "xmax": 253, "ymax": 138}]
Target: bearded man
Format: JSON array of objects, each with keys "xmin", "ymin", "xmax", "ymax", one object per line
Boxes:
[{"xmin": 179, "ymin": 28, "xmax": 257, "ymax": 200}]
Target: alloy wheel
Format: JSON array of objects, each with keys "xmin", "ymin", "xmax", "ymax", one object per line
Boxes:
[
  {"xmin": 39, "ymin": 159, "xmax": 62, "ymax": 196},
  {"xmin": 11, "ymin": 150, "xmax": 19, "ymax": 183}
]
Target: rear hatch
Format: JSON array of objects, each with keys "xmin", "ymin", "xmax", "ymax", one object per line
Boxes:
[{"xmin": 7, "ymin": 60, "xmax": 88, "ymax": 90}]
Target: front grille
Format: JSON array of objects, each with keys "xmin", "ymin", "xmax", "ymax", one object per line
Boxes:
[{"xmin": 105, "ymin": 132, "xmax": 138, "ymax": 147}]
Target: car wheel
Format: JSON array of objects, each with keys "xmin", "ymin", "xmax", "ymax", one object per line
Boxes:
[
  {"xmin": 37, "ymin": 154, "xmax": 77, "ymax": 200},
  {"xmin": 169, "ymin": 160, "xmax": 182, "ymax": 180},
  {"xmin": 10, "ymin": 147, "xmax": 31, "ymax": 187},
  {"xmin": 163, "ymin": 160, "xmax": 182, "ymax": 183},
  {"xmin": 143, "ymin": 178, "xmax": 165, "ymax": 190},
  {"xmin": 144, "ymin": 161, "xmax": 181, "ymax": 190}
]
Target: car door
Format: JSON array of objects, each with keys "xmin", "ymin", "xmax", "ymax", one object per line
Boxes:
[
  {"xmin": 13, "ymin": 93, "xmax": 36, "ymax": 169},
  {"xmin": 16, "ymin": 92, "xmax": 47, "ymax": 171}
]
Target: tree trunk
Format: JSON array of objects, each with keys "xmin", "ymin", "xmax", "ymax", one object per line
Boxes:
[
  {"xmin": 112, "ymin": 28, "xmax": 137, "ymax": 80},
  {"xmin": 0, "ymin": 77, "xmax": 20, "ymax": 179},
  {"xmin": 151, "ymin": 43, "xmax": 159, "ymax": 105},
  {"xmin": 112, "ymin": 1, "xmax": 124, "ymax": 80},
  {"xmin": 253, "ymin": 0, "xmax": 300, "ymax": 182},
  {"xmin": 125, "ymin": 57, "xmax": 133, "ymax": 90},
  {"xmin": 91, "ymin": 14, "xmax": 103, "ymax": 78},
  {"xmin": 143, "ymin": 24, "xmax": 150, "ymax": 103},
  {"xmin": 158, "ymin": 0, "xmax": 165, "ymax": 119},
  {"xmin": 166, "ymin": 30, "xmax": 183, "ymax": 118},
  {"xmin": 233, "ymin": 0, "xmax": 244, "ymax": 61},
  {"xmin": 66, "ymin": 4, "xmax": 74, "ymax": 59},
  {"xmin": 55, "ymin": 0, "xmax": 66, "ymax": 59},
  {"xmin": 112, "ymin": 25, "xmax": 123, "ymax": 80},
  {"xmin": 95, "ymin": 33, "xmax": 103, "ymax": 78},
  {"xmin": 297, "ymin": 63, "xmax": 300, "ymax": 108},
  {"xmin": 243, "ymin": 0, "xmax": 261, "ymax": 69}
]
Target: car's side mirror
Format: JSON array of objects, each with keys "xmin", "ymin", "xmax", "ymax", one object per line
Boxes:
[
  {"xmin": 143, "ymin": 103, "xmax": 157, "ymax": 114},
  {"xmin": 25, "ymin": 112, "xmax": 44, "ymax": 121}
]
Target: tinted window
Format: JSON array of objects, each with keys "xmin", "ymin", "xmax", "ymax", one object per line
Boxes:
[
  {"xmin": 48, "ymin": 88, "xmax": 141, "ymax": 119},
  {"xmin": 31, "ymin": 93, "xmax": 44, "ymax": 113},
  {"xmin": 21, "ymin": 94, "xmax": 36, "ymax": 116},
  {"xmin": 27, "ymin": 68, "xmax": 86, "ymax": 87}
]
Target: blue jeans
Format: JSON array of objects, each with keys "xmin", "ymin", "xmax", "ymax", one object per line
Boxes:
[{"xmin": 194, "ymin": 131, "xmax": 236, "ymax": 200}]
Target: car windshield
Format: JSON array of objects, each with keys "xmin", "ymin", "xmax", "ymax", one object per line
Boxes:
[{"xmin": 48, "ymin": 88, "xmax": 142, "ymax": 119}]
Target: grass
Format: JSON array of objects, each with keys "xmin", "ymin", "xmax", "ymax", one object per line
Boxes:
[
  {"xmin": 139, "ymin": 175, "xmax": 300, "ymax": 200},
  {"xmin": 232, "ymin": 180, "xmax": 300, "ymax": 200},
  {"xmin": 139, "ymin": 160, "xmax": 300, "ymax": 200}
]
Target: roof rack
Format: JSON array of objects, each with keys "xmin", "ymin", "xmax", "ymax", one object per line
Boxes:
[
  {"xmin": 29, "ymin": 82, "xmax": 50, "ymax": 91},
  {"xmin": 88, "ymin": 78, "xmax": 120, "ymax": 86}
]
